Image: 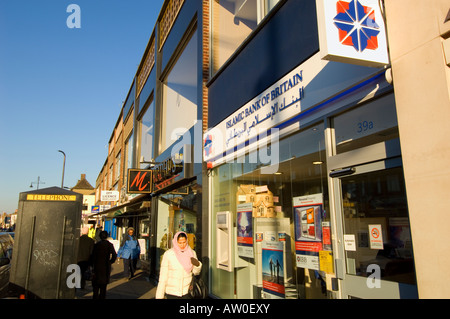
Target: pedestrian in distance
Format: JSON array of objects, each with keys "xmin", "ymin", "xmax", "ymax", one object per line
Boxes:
[
  {"xmin": 117, "ymin": 227, "xmax": 141, "ymax": 280},
  {"xmin": 77, "ymin": 226, "xmax": 95, "ymax": 289},
  {"xmin": 91, "ymin": 230, "xmax": 117, "ymax": 299},
  {"xmin": 88, "ymin": 224, "xmax": 96, "ymax": 240},
  {"xmin": 156, "ymin": 231, "xmax": 202, "ymax": 299},
  {"xmin": 94, "ymin": 224, "xmax": 103, "ymax": 243}
]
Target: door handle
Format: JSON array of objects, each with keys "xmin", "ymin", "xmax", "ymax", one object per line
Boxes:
[
  {"xmin": 329, "ymin": 167, "xmax": 355, "ymax": 178},
  {"xmin": 335, "ymin": 258, "xmax": 345, "ymax": 280}
]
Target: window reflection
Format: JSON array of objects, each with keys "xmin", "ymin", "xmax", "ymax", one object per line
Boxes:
[
  {"xmin": 161, "ymin": 31, "xmax": 198, "ymax": 152},
  {"xmin": 124, "ymin": 132, "xmax": 133, "ymax": 173},
  {"xmin": 333, "ymin": 95, "xmax": 399, "ymax": 154},
  {"xmin": 341, "ymin": 167, "xmax": 416, "ymax": 285},
  {"xmin": 139, "ymin": 101, "xmax": 154, "ymax": 168},
  {"xmin": 211, "ymin": 0, "xmax": 281, "ymax": 74}
]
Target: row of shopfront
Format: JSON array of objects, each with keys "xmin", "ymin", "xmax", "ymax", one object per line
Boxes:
[{"xmin": 92, "ymin": 0, "xmax": 424, "ymax": 299}]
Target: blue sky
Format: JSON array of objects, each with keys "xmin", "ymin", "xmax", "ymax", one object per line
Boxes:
[{"xmin": 0, "ymin": 0, "xmax": 164, "ymax": 213}]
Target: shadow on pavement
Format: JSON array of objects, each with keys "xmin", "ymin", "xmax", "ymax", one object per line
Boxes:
[{"xmin": 75, "ymin": 261, "xmax": 156, "ymax": 299}]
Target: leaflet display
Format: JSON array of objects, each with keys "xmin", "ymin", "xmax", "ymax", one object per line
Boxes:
[{"xmin": 293, "ymin": 193, "xmax": 323, "ymax": 270}]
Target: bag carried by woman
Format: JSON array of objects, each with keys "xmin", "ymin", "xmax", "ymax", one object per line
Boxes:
[{"xmin": 189, "ymin": 274, "xmax": 208, "ymax": 299}]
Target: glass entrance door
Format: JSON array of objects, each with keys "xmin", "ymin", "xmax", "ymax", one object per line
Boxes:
[
  {"xmin": 327, "ymin": 93, "xmax": 418, "ymax": 298},
  {"xmin": 334, "ymin": 163, "xmax": 418, "ymax": 298}
]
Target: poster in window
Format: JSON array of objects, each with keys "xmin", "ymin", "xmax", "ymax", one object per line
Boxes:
[
  {"xmin": 293, "ymin": 193, "xmax": 323, "ymax": 270},
  {"xmin": 237, "ymin": 203, "xmax": 253, "ymax": 258},
  {"xmin": 262, "ymin": 241, "xmax": 285, "ymax": 299}
]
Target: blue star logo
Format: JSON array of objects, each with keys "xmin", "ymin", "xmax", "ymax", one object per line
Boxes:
[
  {"xmin": 334, "ymin": 0, "xmax": 380, "ymax": 52},
  {"xmin": 204, "ymin": 134, "xmax": 213, "ymax": 156}
]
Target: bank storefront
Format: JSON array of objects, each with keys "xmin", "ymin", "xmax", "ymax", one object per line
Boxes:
[{"xmin": 205, "ymin": 48, "xmax": 417, "ymax": 298}]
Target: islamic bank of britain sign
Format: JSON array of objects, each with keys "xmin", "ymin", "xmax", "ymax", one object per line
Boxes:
[{"xmin": 316, "ymin": 0, "xmax": 389, "ymax": 67}]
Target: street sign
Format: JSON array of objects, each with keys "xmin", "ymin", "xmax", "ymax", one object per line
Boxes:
[
  {"xmin": 316, "ymin": 0, "xmax": 389, "ymax": 67},
  {"xmin": 101, "ymin": 190, "xmax": 119, "ymax": 202},
  {"xmin": 127, "ymin": 169, "xmax": 153, "ymax": 194}
]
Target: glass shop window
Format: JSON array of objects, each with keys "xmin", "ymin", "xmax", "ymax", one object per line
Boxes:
[
  {"xmin": 210, "ymin": 123, "xmax": 333, "ymax": 299},
  {"xmin": 155, "ymin": 182, "xmax": 199, "ymax": 273},
  {"xmin": 139, "ymin": 100, "xmax": 155, "ymax": 167},
  {"xmin": 115, "ymin": 151, "xmax": 121, "ymax": 182},
  {"xmin": 161, "ymin": 30, "xmax": 198, "ymax": 153},
  {"xmin": 333, "ymin": 94, "xmax": 399, "ymax": 154},
  {"xmin": 211, "ymin": 0, "xmax": 281, "ymax": 75},
  {"xmin": 123, "ymin": 132, "xmax": 133, "ymax": 177},
  {"xmin": 140, "ymin": 218, "xmax": 151, "ymax": 261}
]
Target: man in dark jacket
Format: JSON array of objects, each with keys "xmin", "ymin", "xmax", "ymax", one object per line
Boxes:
[
  {"xmin": 77, "ymin": 226, "xmax": 95, "ymax": 289},
  {"xmin": 91, "ymin": 231, "xmax": 117, "ymax": 299}
]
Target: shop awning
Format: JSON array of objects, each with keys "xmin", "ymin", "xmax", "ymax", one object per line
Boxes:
[{"xmin": 90, "ymin": 194, "xmax": 151, "ymax": 218}]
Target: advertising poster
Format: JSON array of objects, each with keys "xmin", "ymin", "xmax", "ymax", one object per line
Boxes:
[
  {"xmin": 293, "ymin": 193, "xmax": 323, "ymax": 270},
  {"xmin": 322, "ymin": 221, "xmax": 332, "ymax": 251},
  {"xmin": 262, "ymin": 241, "xmax": 285, "ymax": 299},
  {"xmin": 237, "ymin": 203, "xmax": 253, "ymax": 258},
  {"xmin": 319, "ymin": 250, "xmax": 334, "ymax": 274}
]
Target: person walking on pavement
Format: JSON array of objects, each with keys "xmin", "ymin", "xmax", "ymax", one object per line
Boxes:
[
  {"xmin": 77, "ymin": 226, "xmax": 95, "ymax": 289},
  {"xmin": 156, "ymin": 231, "xmax": 202, "ymax": 299},
  {"xmin": 88, "ymin": 224, "xmax": 96, "ymax": 240},
  {"xmin": 117, "ymin": 227, "xmax": 141, "ymax": 280},
  {"xmin": 91, "ymin": 230, "xmax": 117, "ymax": 299},
  {"xmin": 95, "ymin": 224, "xmax": 103, "ymax": 243}
]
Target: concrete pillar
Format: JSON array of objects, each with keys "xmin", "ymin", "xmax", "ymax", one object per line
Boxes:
[{"xmin": 384, "ymin": 0, "xmax": 450, "ymax": 298}]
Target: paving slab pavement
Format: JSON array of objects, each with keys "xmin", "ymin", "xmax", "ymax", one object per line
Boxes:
[{"xmin": 75, "ymin": 259, "xmax": 156, "ymax": 299}]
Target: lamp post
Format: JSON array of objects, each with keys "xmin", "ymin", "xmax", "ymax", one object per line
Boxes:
[
  {"xmin": 30, "ymin": 176, "xmax": 45, "ymax": 190},
  {"xmin": 58, "ymin": 150, "xmax": 66, "ymax": 188}
]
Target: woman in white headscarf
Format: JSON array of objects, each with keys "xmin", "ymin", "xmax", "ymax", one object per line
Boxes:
[{"xmin": 156, "ymin": 231, "xmax": 202, "ymax": 299}]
